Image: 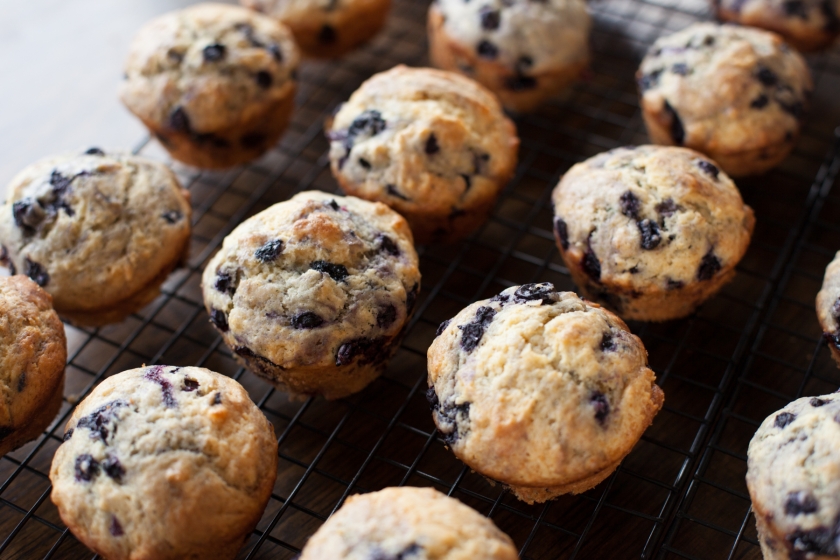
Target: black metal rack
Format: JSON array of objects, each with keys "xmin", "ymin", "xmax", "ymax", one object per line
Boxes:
[{"xmin": 1, "ymin": 0, "xmax": 839, "ymax": 557}]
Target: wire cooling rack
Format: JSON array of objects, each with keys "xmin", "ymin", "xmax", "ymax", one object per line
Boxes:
[{"xmin": 1, "ymin": 0, "xmax": 840, "ymax": 556}]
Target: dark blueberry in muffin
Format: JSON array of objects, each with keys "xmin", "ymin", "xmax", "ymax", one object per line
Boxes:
[
  {"xmin": 638, "ymin": 69, "xmax": 663, "ymax": 92},
  {"xmin": 425, "ymin": 133, "xmax": 440, "ymax": 155},
  {"xmin": 75, "ymin": 400, "xmax": 128, "ymax": 443},
  {"xmin": 656, "ymin": 198, "xmax": 679, "ymax": 216},
  {"xmin": 459, "ymin": 306, "xmax": 496, "ymax": 352},
  {"xmin": 319, "ymin": 24, "xmax": 337, "ymax": 43},
  {"xmin": 101, "ymin": 454, "xmax": 125, "ymax": 482},
  {"xmin": 255, "ymin": 239, "xmax": 284, "ymax": 262},
  {"xmin": 590, "ymin": 391, "xmax": 610, "ymax": 425},
  {"xmin": 377, "ymin": 304, "xmax": 397, "ymax": 328},
  {"xmin": 782, "ymin": 0, "xmax": 809, "ymax": 17},
  {"xmin": 505, "ymin": 74, "xmax": 538, "ymax": 91},
  {"xmin": 582, "ymin": 248, "xmax": 601, "ymax": 281},
  {"xmin": 406, "ymin": 283, "xmax": 420, "ymax": 313},
  {"xmin": 182, "ymin": 378, "xmax": 199, "ymax": 392},
  {"xmin": 756, "ymin": 66, "xmax": 778, "ymax": 86},
  {"xmin": 785, "ymin": 491, "xmax": 819, "ymax": 515},
  {"xmin": 751, "ymin": 94, "xmax": 769, "ymax": 109},
  {"xmin": 427, "ymin": 386, "xmax": 471, "ymax": 445},
  {"xmin": 480, "ymin": 7, "xmax": 501, "ymax": 29},
  {"xmin": 24, "ymin": 258, "xmax": 49, "ymax": 287},
  {"xmin": 85, "ymin": 147, "xmax": 105, "ymax": 156},
  {"xmin": 513, "ymin": 283, "xmax": 555, "ymax": 303},
  {"xmin": 554, "ymin": 217, "xmax": 569, "ymax": 250},
  {"xmin": 215, "ymin": 270, "xmax": 237, "ymax": 295},
  {"xmin": 358, "ymin": 158, "xmax": 372, "ymax": 170},
  {"xmin": 310, "ymin": 260, "xmax": 349, "ymax": 282},
  {"xmin": 63, "ymin": 428, "xmax": 74, "ymax": 442},
  {"xmin": 268, "ymin": 43, "xmax": 283, "ymax": 62},
  {"xmin": 241, "ymin": 133, "xmax": 267, "ymax": 148},
  {"xmin": 162, "ymin": 210, "xmax": 183, "ymax": 224},
  {"xmin": 202, "ymin": 43, "xmax": 226, "ymax": 62},
  {"xmin": 787, "ymin": 527, "xmax": 837, "ymax": 555},
  {"xmin": 600, "ymin": 332, "xmax": 617, "ymax": 351},
  {"xmin": 810, "ymin": 397, "xmax": 828, "ymax": 407},
  {"xmin": 436, "ymin": 319, "xmax": 452, "ymax": 337},
  {"xmin": 209, "ymin": 309, "xmax": 229, "ymax": 332},
  {"xmin": 169, "ymin": 107, "xmax": 191, "ymax": 133},
  {"xmin": 477, "ymin": 40, "xmax": 499, "ymax": 59},
  {"xmin": 663, "ymin": 100, "xmax": 685, "ymax": 145},
  {"xmin": 255, "ymin": 71, "xmax": 273, "ymax": 88},
  {"xmin": 775, "ymin": 411, "xmax": 796, "ymax": 428},
  {"xmin": 671, "ymin": 62, "xmax": 689, "ymax": 75},
  {"xmin": 620, "ymin": 191, "xmax": 641, "ymax": 219},
  {"xmin": 696, "ymin": 251, "xmax": 721, "ymax": 281},
  {"xmin": 144, "ymin": 366, "xmax": 176, "ymax": 408},
  {"xmin": 386, "ymin": 184, "xmax": 410, "ymax": 201},
  {"xmin": 75, "ymin": 454, "xmax": 100, "ymax": 482},
  {"xmin": 348, "ymin": 110, "xmax": 387, "ymax": 140},
  {"xmin": 695, "ymin": 159, "xmax": 719, "ymax": 179},
  {"xmin": 335, "ymin": 337, "xmax": 385, "ymax": 366},
  {"xmin": 291, "ymin": 311, "xmax": 325, "ymax": 329},
  {"xmin": 377, "ymin": 234, "xmax": 400, "ymax": 256},
  {"xmin": 110, "ymin": 517, "xmax": 124, "ymax": 537},
  {"xmin": 13, "ymin": 198, "xmax": 44, "ymax": 233}
]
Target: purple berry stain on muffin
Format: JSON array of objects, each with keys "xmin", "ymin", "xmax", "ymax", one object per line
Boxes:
[
  {"xmin": 255, "ymin": 71, "xmax": 273, "ymax": 88},
  {"xmin": 335, "ymin": 337, "xmax": 387, "ymax": 366},
  {"xmin": 479, "ymin": 7, "xmax": 501, "ymax": 29},
  {"xmin": 162, "ymin": 210, "xmax": 183, "ymax": 224},
  {"xmin": 76, "ymin": 400, "xmax": 128, "ymax": 443},
  {"xmin": 24, "ymin": 258, "xmax": 49, "ymax": 287},
  {"xmin": 696, "ymin": 251, "xmax": 722, "ymax": 281},
  {"xmin": 75, "ymin": 454, "xmax": 100, "ymax": 482},
  {"xmin": 435, "ymin": 319, "xmax": 452, "ymax": 337},
  {"xmin": 775, "ymin": 411, "xmax": 796, "ymax": 428},
  {"xmin": 291, "ymin": 311, "xmax": 325, "ymax": 329},
  {"xmin": 318, "ymin": 24, "xmax": 337, "ymax": 44},
  {"xmin": 377, "ymin": 234, "xmax": 400, "ymax": 256},
  {"xmin": 425, "ymin": 133, "xmax": 440, "ymax": 155},
  {"xmin": 310, "ymin": 260, "xmax": 349, "ymax": 282},
  {"xmin": 209, "ymin": 309, "xmax": 229, "ymax": 332},
  {"xmin": 695, "ymin": 159, "xmax": 719, "ymax": 179},
  {"xmin": 102, "ymin": 454, "xmax": 125, "ymax": 482},
  {"xmin": 169, "ymin": 107, "xmax": 191, "ymax": 133},
  {"xmin": 477, "ymin": 40, "xmax": 498, "ymax": 59},
  {"xmin": 459, "ymin": 306, "xmax": 496, "ymax": 352},
  {"xmin": 600, "ymin": 332, "xmax": 617, "ymax": 351},
  {"xmin": 110, "ymin": 516, "xmax": 124, "ymax": 537},
  {"xmin": 377, "ymin": 304, "xmax": 397, "ymax": 328},
  {"xmin": 785, "ymin": 491, "xmax": 819, "ymax": 515},
  {"xmin": 144, "ymin": 365, "xmax": 176, "ymax": 408},
  {"xmin": 590, "ymin": 391, "xmax": 610, "ymax": 425},
  {"xmin": 255, "ymin": 239, "xmax": 284, "ymax": 262},
  {"xmin": 554, "ymin": 217, "xmax": 569, "ymax": 250},
  {"xmin": 655, "ymin": 198, "xmax": 679, "ymax": 217},
  {"xmin": 426, "ymin": 386, "xmax": 471, "ymax": 445}
]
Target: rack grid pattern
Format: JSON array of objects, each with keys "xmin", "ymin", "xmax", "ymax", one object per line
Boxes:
[{"xmin": 1, "ymin": 0, "xmax": 839, "ymax": 557}]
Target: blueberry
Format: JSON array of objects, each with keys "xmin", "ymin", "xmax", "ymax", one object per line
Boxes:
[
  {"xmin": 327, "ymin": 199, "xmax": 341, "ymax": 211},
  {"xmin": 17, "ymin": 370, "xmax": 25, "ymax": 392},
  {"xmin": 256, "ymin": 71, "xmax": 273, "ymax": 88},
  {"xmin": 76, "ymin": 400, "xmax": 128, "ymax": 442},
  {"xmin": 427, "ymin": 386, "xmax": 471, "ymax": 445},
  {"xmin": 13, "ymin": 198, "xmax": 44, "ymax": 232},
  {"xmin": 663, "ymin": 100, "xmax": 685, "ymax": 145},
  {"xmin": 102, "ymin": 454, "xmax": 125, "ymax": 482},
  {"xmin": 110, "ymin": 516, "xmax": 124, "ymax": 537},
  {"xmin": 255, "ymin": 239, "xmax": 284, "ymax": 262},
  {"xmin": 638, "ymin": 219, "xmax": 662, "ymax": 250},
  {"xmin": 459, "ymin": 306, "xmax": 496, "ymax": 352},
  {"xmin": 638, "ymin": 69, "xmax": 662, "ymax": 91},
  {"xmin": 600, "ymin": 332, "xmax": 616, "ymax": 351},
  {"xmin": 85, "ymin": 147, "xmax": 105, "ymax": 156},
  {"xmin": 268, "ymin": 44, "xmax": 283, "ymax": 62},
  {"xmin": 162, "ymin": 210, "xmax": 182, "ymax": 224},
  {"xmin": 505, "ymin": 74, "xmax": 537, "ymax": 91},
  {"xmin": 63, "ymin": 428, "xmax": 74, "ymax": 442},
  {"xmin": 751, "ymin": 94, "xmax": 769, "ymax": 109},
  {"xmin": 757, "ymin": 66, "xmax": 778, "ymax": 86},
  {"xmin": 785, "ymin": 491, "xmax": 819, "ymax": 515},
  {"xmin": 310, "ymin": 260, "xmax": 349, "ymax": 282},
  {"xmin": 169, "ymin": 107, "xmax": 191, "ymax": 133},
  {"xmin": 477, "ymin": 40, "xmax": 498, "ymax": 59},
  {"xmin": 671, "ymin": 63, "xmax": 689, "ymax": 75},
  {"xmin": 386, "ymin": 185, "xmax": 410, "ymax": 201},
  {"xmin": 144, "ymin": 365, "xmax": 176, "ymax": 408},
  {"xmin": 787, "ymin": 527, "xmax": 837, "ymax": 555},
  {"xmin": 590, "ymin": 392, "xmax": 610, "ymax": 425},
  {"xmin": 782, "ymin": 0, "xmax": 808, "ymax": 17},
  {"xmin": 554, "ymin": 217, "xmax": 569, "ymax": 250},
  {"xmin": 213, "ymin": 392, "xmax": 222, "ymax": 405},
  {"xmin": 656, "ymin": 198, "xmax": 678, "ymax": 216},
  {"xmin": 202, "ymin": 44, "xmax": 226, "ymax": 62},
  {"xmin": 516, "ymin": 56, "xmax": 533, "ymax": 73},
  {"xmin": 406, "ymin": 283, "xmax": 420, "ymax": 313},
  {"xmin": 377, "ymin": 304, "xmax": 397, "ymax": 328},
  {"xmin": 319, "ymin": 24, "xmax": 337, "ymax": 43},
  {"xmin": 348, "ymin": 110, "xmax": 386, "ymax": 139},
  {"xmin": 696, "ymin": 159, "xmax": 719, "ymax": 179},
  {"xmin": 75, "ymin": 454, "xmax": 100, "ymax": 482},
  {"xmin": 182, "ymin": 378, "xmax": 199, "ymax": 392},
  {"xmin": 775, "ymin": 411, "xmax": 796, "ymax": 428},
  {"xmin": 620, "ymin": 191, "xmax": 641, "ymax": 219},
  {"xmin": 810, "ymin": 397, "xmax": 828, "ymax": 407},
  {"xmin": 480, "ymin": 7, "xmax": 501, "ymax": 29},
  {"xmin": 378, "ymin": 234, "xmax": 400, "ymax": 256},
  {"xmin": 513, "ymin": 282, "xmax": 555, "ymax": 303},
  {"xmin": 666, "ymin": 278, "xmax": 684, "ymax": 290},
  {"xmin": 435, "ymin": 319, "xmax": 452, "ymax": 337},
  {"xmin": 24, "ymin": 258, "xmax": 49, "ymax": 287},
  {"xmin": 214, "ymin": 270, "xmax": 237, "ymax": 295},
  {"xmin": 696, "ymin": 251, "xmax": 721, "ymax": 281},
  {"xmin": 291, "ymin": 311, "xmax": 325, "ymax": 329},
  {"xmin": 582, "ymin": 247, "xmax": 601, "ymax": 281},
  {"xmin": 358, "ymin": 158, "xmax": 371, "ymax": 169},
  {"xmin": 425, "ymin": 133, "xmax": 440, "ymax": 155},
  {"xmin": 241, "ymin": 133, "xmax": 266, "ymax": 148},
  {"xmin": 335, "ymin": 337, "xmax": 386, "ymax": 366},
  {"xmin": 461, "ymin": 174, "xmax": 472, "ymax": 190},
  {"xmin": 50, "ymin": 170, "xmax": 73, "ymax": 194}
]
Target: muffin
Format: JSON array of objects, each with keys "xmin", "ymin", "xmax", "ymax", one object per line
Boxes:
[
  {"xmin": 816, "ymin": 250, "xmax": 840, "ymax": 365},
  {"xmin": 428, "ymin": 0, "xmax": 591, "ymax": 113},
  {"xmin": 241, "ymin": 0, "xmax": 391, "ymax": 58},
  {"xmin": 551, "ymin": 145, "xmax": 755, "ymax": 322},
  {"xmin": 202, "ymin": 191, "xmax": 421, "ymax": 400},
  {"xmin": 120, "ymin": 3, "xmax": 300, "ymax": 168},
  {"xmin": 299, "ymin": 487, "xmax": 520, "ymax": 559},
  {"xmin": 637, "ymin": 22, "xmax": 812, "ymax": 176},
  {"xmin": 746, "ymin": 393, "xmax": 840, "ymax": 560},
  {"xmin": 0, "ymin": 275, "xmax": 66, "ymax": 456},
  {"xmin": 427, "ymin": 283, "xmax": 664, "ymax": 504},
  {"xmin": 326, "ymin": 65, "xmax": 519, "ymax": 244},
  {"xmin": 714, "ymin": 0, "xmax": 840, "ymax": 52},
  {"xmin": 50, "ymin": 365, "xmax": 277, "ymax": 560},
  {"xmin": 0, "ymin": 149, "xmax": 192, "ymax": 326}
]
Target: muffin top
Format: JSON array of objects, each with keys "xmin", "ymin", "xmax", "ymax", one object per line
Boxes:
[
  {"xmin": 242, "ymin": 0, "xmax": 371, "ymax": 23},
  {"xmin": 50, "ymin": 365, "xmax": 277, "ymax": 560},
  {"xmin": 202, "ymin": 190, "xmax": 421, "ymax": 371},
  {"xmin": 327, "ymin": 66, "xmax": 518, "ymax": 219},
  {"xmin": 299, "ymin": 487, "xmax": 520, "ymax": 560},
  {"xmin": 551, "ymin": 145, "xmax": 754, "ymax": 292},
  {"xmin": 747, "ymin": 393, "xmax": 840, "ymax": 558},
  {"xmin": 0, "ymin": 275, "xmax": 66, "ymax": 441},
  {"xmin": 637, "ymin": 23, "xmax": 812, "ymax": 155},
  {"xmin": 427, "ymin": 284, "xmax": 664, "ymax": 488},
  {"xmin": 716, "ymin": 0, "xmax": 840, "ymax": 48},
  {"xmin": 0, "ymin": 150, "xmax": 191, "ymax": 312},
  {"xmin": 434, "ymin": 0, "xmax": 591, "ymax": 73},
  {"xmin": 120, "ymin": 3, "xmax": 299, "ymax": 133}
]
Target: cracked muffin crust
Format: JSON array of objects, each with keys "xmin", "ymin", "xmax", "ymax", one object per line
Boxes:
[
  {"xmin": 241, "ymin": 0, "xmax": 391, "ymax": 58},
  {"xmin": 299, "ymin": 486, "xmax": 520, "ymax": 559},
  {"xmin": 49, "ymin": 365, "xmax": 277, "ymax": 560},
  {"xmin": 202, "ymin": 191, "xmax": 421, "ymax": 400},
  {"xmin": 120, "ymin": 3, "xmax": 300, "ymax": 168},
  {"xmin": 551, "ymin": 145, "xmax": 755, "ymax": 322},
  {"xmin": 326, "ymin": 65, "xmax": 519, "ymax": 244},
  {"xmin": 714, "ymin": 0, "xmax": 840, "ymax": 52},
  {"xmin": 815, "ymin": 251, "xmax": 840, "ymax": 366},
  {"xmin": 427, "ymin": 283, "xmax": 664, "ymax": 504},
  {"xmin": 747, "ymin": 393, "xmax": 840, "ymax": 560},
  {"xmin": 0, "ymin": 275, "xmax": 66, "ymax": 456},
  {"xmin": 428, "ymin": 0, "xmax": 591, "ymax": 113},
  {"xmin": 637, "ymin": 23, "xmax": 812, "ymax": 176},
  {"xmin": 0, "ymin": 150, "xmax": 191, "ymax": 326}
]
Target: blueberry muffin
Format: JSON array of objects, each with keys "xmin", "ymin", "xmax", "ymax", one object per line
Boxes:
[
  {"xmin": 747, "ymin": 393, "xmax": 840, "ymax": 560},
  {"xmin": 0, "ymin": 275, "xmax": 66, "ymax": 456},
  {"xmin": 0, "ymin": 150, "xmax": 191, "ymax": 326},
  {"xmin": 551, "ymin": 145, "xmax": 755, "ymax": 322},
  {"xmin": 714, "ymin": 0, "xmax": 840, "ymax": 52},
  {"xmin": 637, "ymin": 23, "xmax": 812, "ymax": 177},
  {"xmin": 327, "ymin": 65, "xmax": 519, "ymax": 244},
  {"xmin": 428, "ymin": 0, "xmax": 591, "ymax": 113},
  {"xmin": 299, "ymin": 487, "xmax": 519, "ymax": 559},
  {"xmin": 815, "ymin": 250, "xmax": 840, "ymax": 365},
  {"xmin": 120, "ymin": 3, "xmax": 300, "ymax": 168},
  {"xmin": 50, "ymin": 365, "xmax": 277, "ymax": 560},
  {"xmin": 241, "ymin": 0, "xmax": 391, "ymax": 58},
  {"xmin": 427, "ymin": 283, "xmax": 664, "ymax": 504},
  {"xmin": 202, "ymin": 191, "xmax": 421, "ymax": 400}
]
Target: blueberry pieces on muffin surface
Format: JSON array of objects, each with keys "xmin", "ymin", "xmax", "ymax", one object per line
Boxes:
[
  {"xmin": 299, "ymin": 487, "xmax": 520, "ymax": 559},
  {"xmin": 815, "ymin": 251, "xmax": 840, "ymax": 366},
  {"xmin": 202, "ymin": 190, "xmax": 421, "ymax": 400},
  {"xmin": 428, "ymin": 0, "xmax": 591, "ymax": 113},
  {"xmin": 242, "ymin": 0, "xmax": 392, "ymax": 58},
  {"xmin": 0, "ymin": 150, "xmax": 191, "ymax": 326},
  {"xmin": 427, "ymin": 283, "xmax": 664, "ymax": 503},
  {"xmin": 747, "ymin": 394, "xmax": 840, "ymax": 560},
  {"xmin": 637, "ymin": 22, "xmax": 812, "ymax": 176},
  {"xmin": 49, "ymin": 366, "xmax": 277, "ymax": 560},
  {"xmin": 120, "ymin": 3, "xmax": 300, "ymax": 168},
  {"xmin": 0, "ymin": 275, "xmax": 66, "ymax": 456},
  {"xmin": 551, "ymin": 145, "xmax": 754, "ymax": 322},
  {"xmin": 326, "ymin": 65, "xmax": 519, "ymax": 244}
]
